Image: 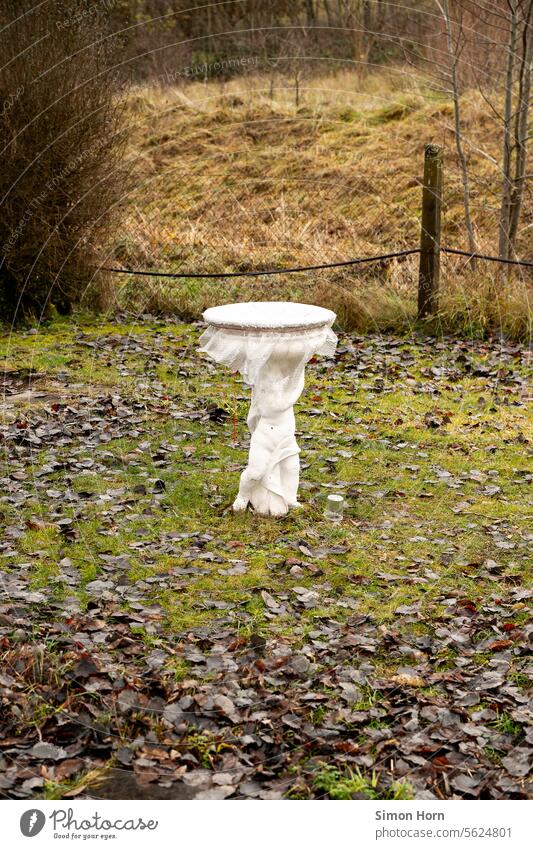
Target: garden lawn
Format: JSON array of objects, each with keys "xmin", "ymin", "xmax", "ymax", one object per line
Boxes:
[{"xmin": 0, "ymin": 315, "xmax": 531, "ymax": 800}]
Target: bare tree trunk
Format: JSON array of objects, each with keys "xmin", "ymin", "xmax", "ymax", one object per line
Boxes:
[
  {"xmin": 508, "ymin": 0, "xmax": 533, "ymax": 250},
  {"xmin": 323, "ymin": 0, "xmax": 335, "ymax": 28},
  {"xmin": 376, "ymin": 0, "xmax": 385, "ymax": 30},
  {"xmin": 304, "ymin": 0, "xmax": 316, "ymax": 28},
  {"xmin": 436, "ymin": 0, "xmax": 477, "ymax": 262},
  {"xmin": 362, "ymin": 0, "xmax": 373, "ymax": 62},
  {"xmin": 498, "ymin": 0, "xmax": 518, "ymax": 261}
]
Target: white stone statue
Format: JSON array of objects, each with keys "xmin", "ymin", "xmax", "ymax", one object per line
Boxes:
[{"xmin": 199, "ymin": 302, "xmax": 337, "ymax": 517}]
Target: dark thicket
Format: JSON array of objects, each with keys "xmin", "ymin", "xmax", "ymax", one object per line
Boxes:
[
  {"xmin": 0, "ymin": 0, "xmax": 129, "ymax": 323},
  {"xmin": 106, "ymin": 0, "xmax": 432, "ymax": 82}
]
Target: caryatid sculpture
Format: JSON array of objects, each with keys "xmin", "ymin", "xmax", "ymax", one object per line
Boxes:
[{"xmin": 199, "ymin": 302, "xmax": 337, "ymax": 517}]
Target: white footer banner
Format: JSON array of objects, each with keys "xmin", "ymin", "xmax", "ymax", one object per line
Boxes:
[{"xmin": 3, "ymin": 799, "xmax": 532, "ymax": 849}]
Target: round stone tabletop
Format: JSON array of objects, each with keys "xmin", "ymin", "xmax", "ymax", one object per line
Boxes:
[{"xmin": 203, "ymin": 301, "xmax": 335, "ymax": 332}]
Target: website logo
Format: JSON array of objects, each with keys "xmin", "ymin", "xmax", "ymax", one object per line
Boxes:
[{"xmin": 20, "ymin": 809, "xmax": 46, "ymax": 837}]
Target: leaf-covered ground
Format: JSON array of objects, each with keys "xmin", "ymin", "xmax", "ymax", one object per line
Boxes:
[{"xmin": 0, "ymin": 316, "xmax": 531, "ymax": 800}]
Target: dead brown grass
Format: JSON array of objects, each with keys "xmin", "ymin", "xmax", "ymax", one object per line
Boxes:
[{"xmin": 106, "ymin": 69, "xmax": 531, "ymax": 340}]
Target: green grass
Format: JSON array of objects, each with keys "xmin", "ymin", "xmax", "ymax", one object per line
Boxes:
[
  {"xmin": 2, "ymin": 317, "xmax": 531, "ymax": 640},
  {"xmin": 312, "ymin": 763, "xmax": 414, "ymax": 800}
]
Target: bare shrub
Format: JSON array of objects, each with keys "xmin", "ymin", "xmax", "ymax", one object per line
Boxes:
[{"xmin": 0, "ymin": 0, "xmax": 129, "ymax": 323}]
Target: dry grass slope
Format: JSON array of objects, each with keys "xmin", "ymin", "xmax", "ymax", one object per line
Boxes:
[{"xmin": 106, "ymin": 70, "xmax": 531, "ymax": 340}]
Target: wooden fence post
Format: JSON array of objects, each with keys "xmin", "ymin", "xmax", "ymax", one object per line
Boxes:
[{"xmin": 418, "ymin": 143, "xmax": 443, "ymax": 318}]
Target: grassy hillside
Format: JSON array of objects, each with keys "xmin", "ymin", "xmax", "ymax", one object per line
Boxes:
[{"xmin": 105, "ymin": 69, "xmax": 531, "ymax": 339}]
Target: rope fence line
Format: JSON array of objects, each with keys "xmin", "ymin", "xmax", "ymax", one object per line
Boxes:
[
  {"xmin": 100, "ymin": 248, "xmax": 420, "ymax": 279},
  {"xmin": 441, "ymin": 247, "xmax": 533, "ymax": 268},
  {"xmin": 100, "ymin": 245, "xmax": 533, "ymax": 279}
]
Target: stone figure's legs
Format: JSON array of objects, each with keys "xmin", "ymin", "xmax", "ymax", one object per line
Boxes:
[
  {"xmin": 280, "ymin": 452, "xmax": 300, "ymax": 507},
  {"xmin": 233, "ymin": 427, "xmax": 271, "ymax": 512},
  {"xmin": 233, "ymin": 355, "xmax": 307, "ymax": 516}
]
